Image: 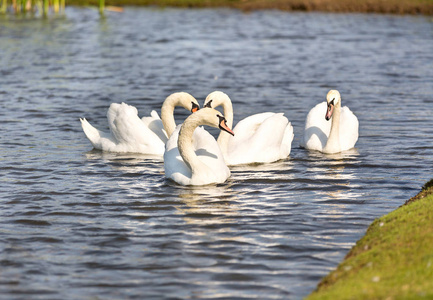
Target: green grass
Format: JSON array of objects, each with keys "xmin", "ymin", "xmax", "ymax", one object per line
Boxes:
[{"xmin": 306, "ymin": 179, "xmax": 433, "ymax": 300}]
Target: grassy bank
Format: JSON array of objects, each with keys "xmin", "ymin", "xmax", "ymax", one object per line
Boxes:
[
  {"xmin": 65, "ymin": 0, "xmax": 433, "ymax": 15},
  {"xmin": 306, "ymin": 179, "xmax": 433, "ymax": 300}
]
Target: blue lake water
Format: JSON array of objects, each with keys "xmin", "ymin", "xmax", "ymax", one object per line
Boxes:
[{"xmin": 0, "ymin": 7, "xmax": 432, "ymax": 299}]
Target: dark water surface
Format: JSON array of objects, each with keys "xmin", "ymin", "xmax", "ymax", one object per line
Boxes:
[{"xmin": 1, "ymin": 8, "xmax": 432, "ymax": 299}]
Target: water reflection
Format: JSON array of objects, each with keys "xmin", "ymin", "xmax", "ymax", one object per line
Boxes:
[
  {"xmin": 305, "ymin": 148, "xmax": 362, "ymax": 214},
  {"xmin": 232, "ymin": 159, "xmax": 295, "ymax": 182},
  {"xmin": 306, "ymin": 148, "xmax": 360, "ymax": 163},
  {"xmin": 175, "ymin": 184, "xmax": 239, "ymax": 224},
  {"xmin": 84, "ymin": 149, "xmax": 163, "ymax": 165}
]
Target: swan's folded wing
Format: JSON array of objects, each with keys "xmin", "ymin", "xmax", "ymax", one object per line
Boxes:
[
  {"xmin": 302, "ymin": 101, "xmax": 331, "ymax": 151},
  {"xmin": 227, "ymin": 113, "xmax": 290, "ymax": 164},
  {"xmin": 281, "ymin": 121, "xmax": 294, "ymax": 156},
  {"xmin": 248, "ymin": 113, "xmax": 290, "ymax": 161},
  {"xmin": 340, "ymin": 106, "xmax": 359, "ymax": 151},
  {"xmin": 141, "ymin": 110, "xmax": 160, "ymax": 126},
  {"xmin": 192, "ymin": 126, "xmax": 226, "ymax": 166},
  {"xmin": 142, "ymin": 110, "xmax": 168, "ymax": 144},
  {"xmin": 232, "ymin": 112, "xmax": 275, "ymax": 145},
  {"xmin": 107, "ymin": 102, "xmax": 138, "ymax": 134},
  {"xmin": 107, "ymin": 102, "xmax": 165, "ymax": 153}
]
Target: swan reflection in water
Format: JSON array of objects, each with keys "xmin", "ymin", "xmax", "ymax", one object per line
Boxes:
[
  {"xmin": 84, "ymin": 150, "xmax": 164, "ymax": 174},
  {"xmin": 230, "ymin": 159, "xmax": 295, "ymax": 182},
  {"xmin": 83, "ymin": 150, "xmax": 165, "ymax": 195},
  {"xmin": 174, "ymin": 184, "xmax": 240, "ymax": 225},
  {"xmin": 84, "ymin": 149, "xmax": 164, "ymax": 164},
  {"xmin": 305, "ymin": 148, "xmax": 363, "ymax": 217}
]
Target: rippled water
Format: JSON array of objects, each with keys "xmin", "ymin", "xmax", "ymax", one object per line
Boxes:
[{"xmin": 1, "ymin": 8, "xmax": 432, "ymax": 299}]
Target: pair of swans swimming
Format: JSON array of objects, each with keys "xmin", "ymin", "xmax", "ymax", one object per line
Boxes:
[{"xmin": 81, "ymin": 90, "xmax": 358, "ymax": 186}]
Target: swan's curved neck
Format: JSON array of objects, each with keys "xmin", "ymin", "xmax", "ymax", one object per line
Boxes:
[
  {"xmin": 216, "ymin": 99, "xmax": 234, "ymax": 152},
  {"xmin": 178, "ymin": 115, "xmax": 207, "ymax": 175},
  {"xmin": 324, "ymin": 102, "xmax": 341, "ymax": 153},
  {"xmin": 161, "ymin": 94, "xmax": 186, "ymax": 137}
]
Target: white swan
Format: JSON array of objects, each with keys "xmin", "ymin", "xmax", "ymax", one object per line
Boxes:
[
  {"xmin": 302, "ymin": 90, "xmax": 359, "ymax": 154},
  {"xmin": 164, "ymin": 108, "xmax": 234, "ymax": 186},
  {"xmin": 80, "ymin": 92, "xmax": 200, "ymax": 155},
  {"xmin": 203, "ymin": 91, "xmax": 294, "ymax": 165}
]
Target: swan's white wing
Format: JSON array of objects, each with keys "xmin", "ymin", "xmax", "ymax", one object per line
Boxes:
[
  {"xmin": 226, "ymin": 113, "xmax": 291, "ymax": 165},
  {"xmin": 80, "ymin": 102, "xmax": 166, "ymax": 154},
  {"xmin": 193, "ymin": 127, "xmax": 228, "ymax": 172},
  {"xmin": 141, "ymin": 110, "xmax": 168, "ymax": 144},
  {"xmin": 339, "ymin": 106, "xmax": 359, "ymax": 151},
  {"xmin": 281, "ymin": 120, "xmax": 294, "ymax": 157},
  {"xmin": 231, "ymin": 112, "xmax": 275, "ymax": 145},
  {"xmin": 303, "ymin": 102, "xmax": 331, "ymax": 151}
]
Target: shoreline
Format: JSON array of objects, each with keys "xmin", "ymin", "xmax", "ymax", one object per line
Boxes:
[
  {"xmin": 66, "ymin": 0, "xmax": 433, "ymax": 15},
  {"xmin": 306, "ymin": 179, "xmax": 433, "ymax": 299}
]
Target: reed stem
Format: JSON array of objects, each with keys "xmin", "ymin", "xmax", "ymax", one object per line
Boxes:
[
  {"xmin": 1, "ymin": 0, "xmax": 7, "ymax": 13},
  {"xmin": 36, "ymin": 0, "xmax": 42, "ymax": 14},
  {"xmin": 53, "ymin": 0, "xmax": 59, "ymax": 13},
  {"xmin": 42, "ymin": 0, "xmax": 48, "ymax": 16},
  {"xmin": 99, "ymin": 0, "xmax": 104, "ymax": 15},
  {"xmin": 0, "ymin": 0, "xmax": 65, "ymax": 16}
]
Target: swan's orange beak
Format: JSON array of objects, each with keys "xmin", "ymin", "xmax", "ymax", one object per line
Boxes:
[
  {"xmin": 191, "ymin": 102, "xmax": 200, "ymax": 113},
  {"xmin": 325, "ymin": 101, "xmax": 334, "ymax": 121},
  {"xmin": 219, "ymin": 118, "xmax": 234, "ymax": 136}
]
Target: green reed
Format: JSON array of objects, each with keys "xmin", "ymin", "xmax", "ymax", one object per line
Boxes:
[
  {"xmin": 0, "ymin": 0, "xmax": 109, "ymax": 16},
  {"xmin": 0, "ymin": 0, "xmax": 65, "ymax": 15},
  {"xmin": 98, "ymin": 0, "xmax": 103, "ymax": 14}
]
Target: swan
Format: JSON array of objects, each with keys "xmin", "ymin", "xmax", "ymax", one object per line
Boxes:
[
  {"xmin": 80, "ymin": 92, "xmax": 200, "ymax": 155},
  {"xmin": 164, "ymin": 108, "xmax": 234, "ymax": 186},
  {"xmin": 302, "ymin": 90, "xmax": 359, "ymax": 154},
  {"xmin": 203, "ymin": 91, "xmax": 294, "ymax": 165}
]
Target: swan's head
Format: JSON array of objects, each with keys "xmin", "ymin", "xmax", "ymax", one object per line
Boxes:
[
  {"xmin": 325, "ymin": 90, "xmax": 341, "ymax": 121},
  {"xmin": 184, "ymin": 94, "xmax": 200, "ymax": 113},
  {"xmin": 190, "ymin": 102, "xmax": 200, "ymax": 113},
  {"xmin": 199, "ymin": 108, "xmax": 234, "ymax": 136},
  {"xmin": 164, "ymin": 92, "xmax": 200, "ymax": 113},
  {"xmin": 203, "ymin": 91, "xmax": 230, "ymax": 109}
]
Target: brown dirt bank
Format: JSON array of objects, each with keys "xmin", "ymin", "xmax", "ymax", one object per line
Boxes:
[
  {"xmin": 232, "ymin": 0, "xmax": 433, "ymax": 15},
  {"xmin": 69, "ymin": 0, "xmax": 433, "ymax": 15}
]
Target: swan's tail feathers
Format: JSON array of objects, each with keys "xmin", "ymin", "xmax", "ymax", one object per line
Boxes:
[{"xmin": 80, "ymin": 118, "xmax": 102, "ymax": 147}]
